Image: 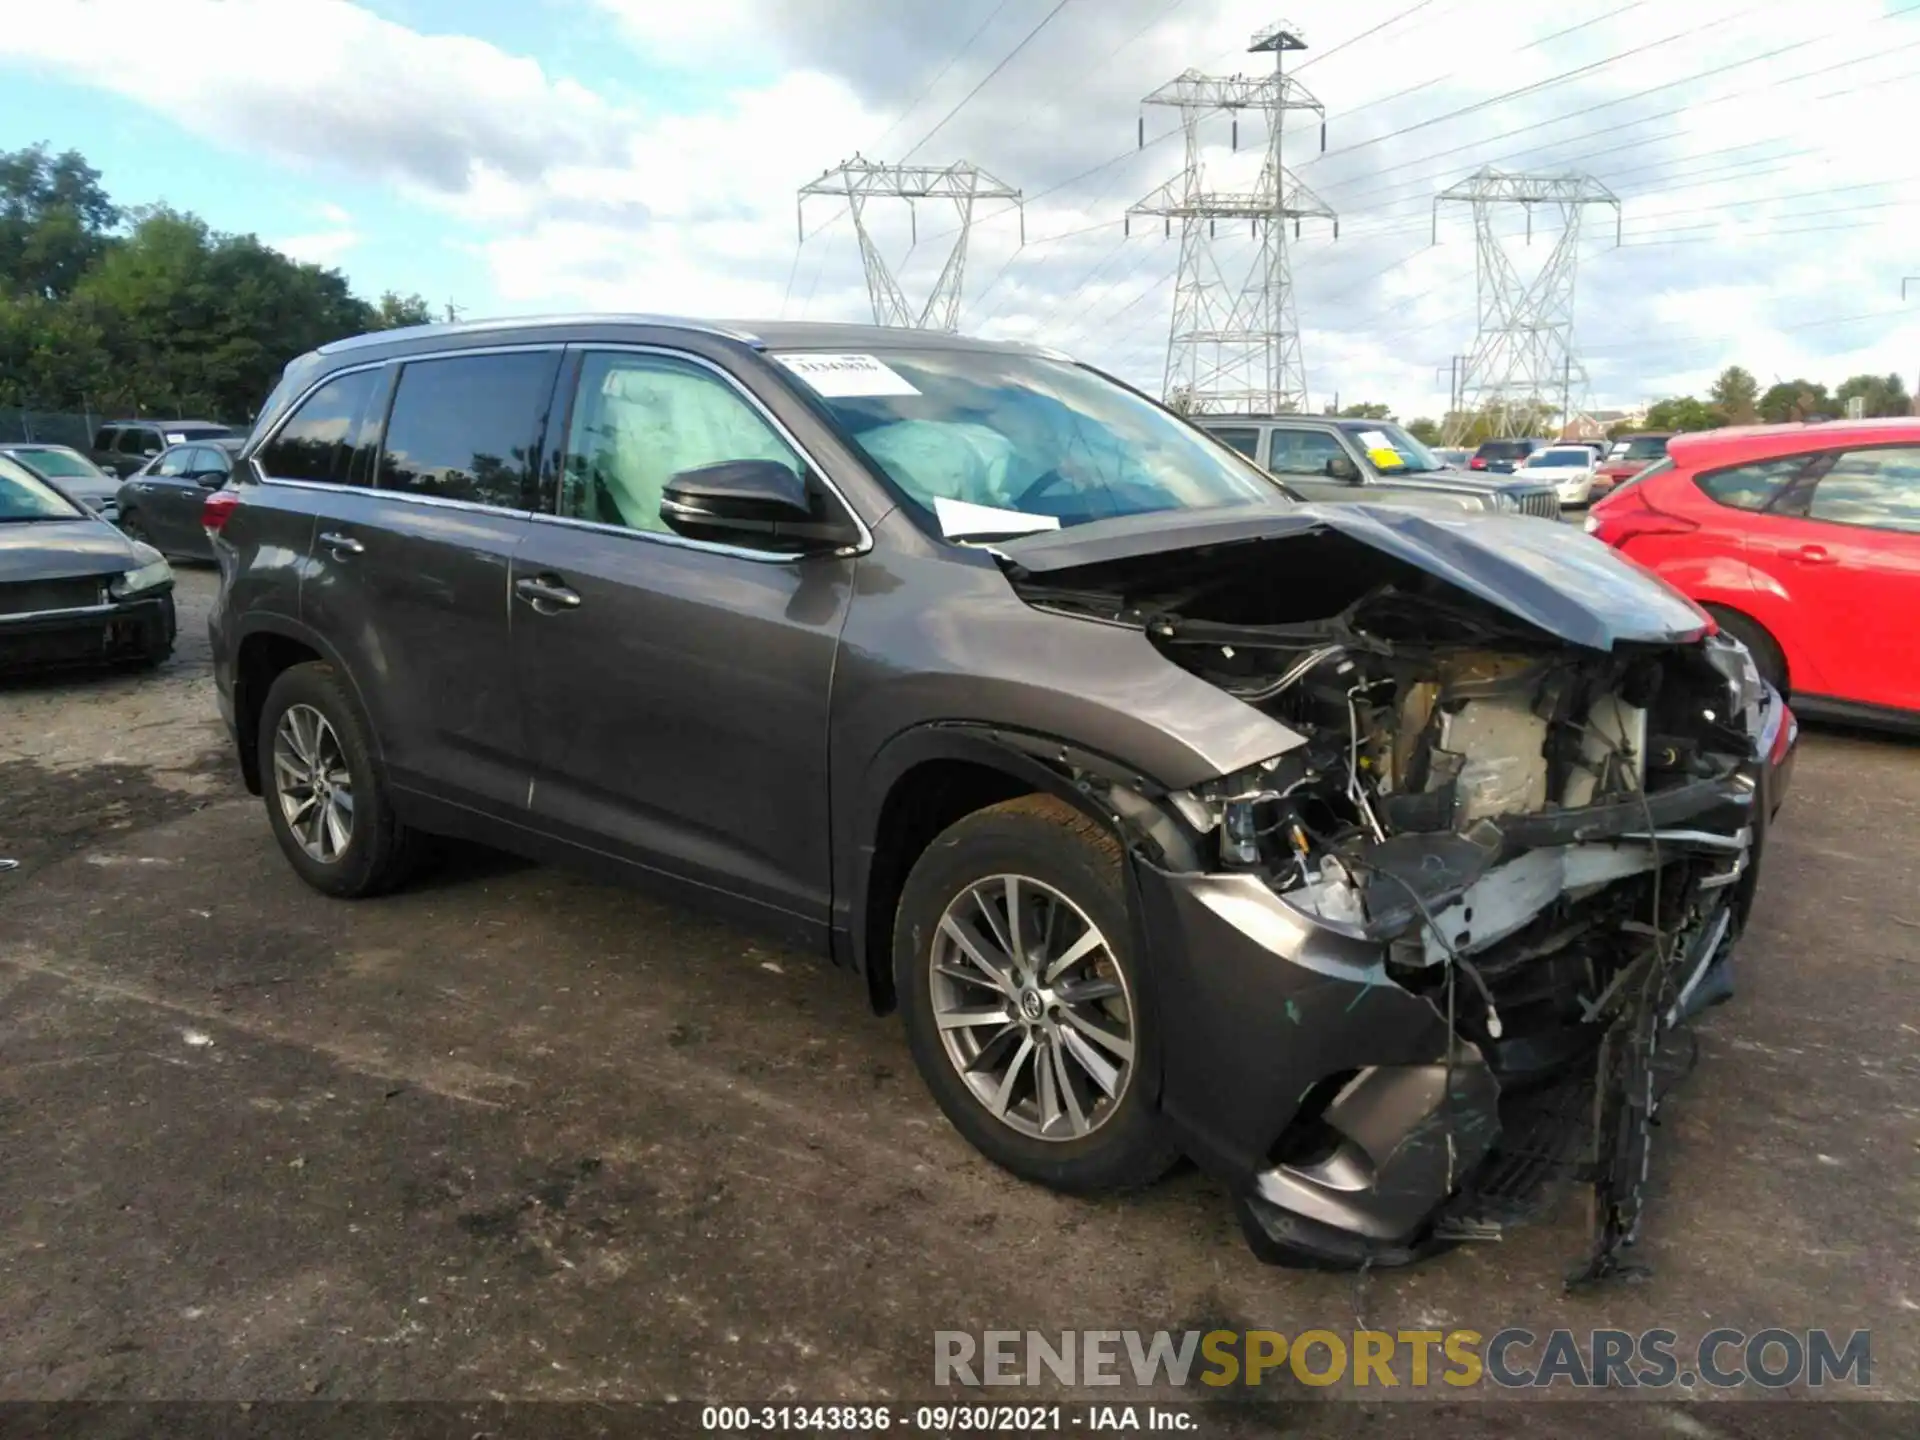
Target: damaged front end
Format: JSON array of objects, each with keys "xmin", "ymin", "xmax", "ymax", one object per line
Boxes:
[{"xmin": 997, "ymin": 508, "xmax": 1795, "ymax": 1282}]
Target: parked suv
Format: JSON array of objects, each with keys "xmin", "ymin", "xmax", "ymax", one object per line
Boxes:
[
  {"xmin": 207, "ymin": 317, "xmax": 1793, "ymax": 1275},
  {"xmin": 1468, "ymin": 437, "xmax": 1556, "ymax": 474},
  {"xmin": 1197, "ymin": 416, "xmax": 1560, "ymax": 518},
  {"xmin": 91, "ymin": 419, "xmax": 235, "ymax": 478}
]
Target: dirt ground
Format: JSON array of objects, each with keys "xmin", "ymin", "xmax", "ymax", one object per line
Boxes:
[{"xmin": 2, "ymin": 566, "xmax": 1916, "ymax": 1435}]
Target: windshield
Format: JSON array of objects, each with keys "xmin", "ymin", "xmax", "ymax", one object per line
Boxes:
[
  {"xmin": 772, "ymin": 349, "xmax": 1277, "ymax": 537},
  {"xmin": 1528, "ymin": 449, "xmax": 1591, "ymax": 468},
  {"xmin": 8, "ymin": 447, "xmax": 100, "ymax": 479},
  {"xmin": 1346, "ymin": 422, "xmax": 1446, "ymax": 474},
  {"xmin": 0, "ymin": 454, "xmax": 85, "ymax": 521},
  {"xmin": 1622, "ymin": 436, "xmax": 1668, "ymax": 460}
]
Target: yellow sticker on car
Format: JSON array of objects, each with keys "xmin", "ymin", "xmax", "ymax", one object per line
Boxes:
[{"xmin": 1368, "ymin": 447, "xmax": 1400, "ymax": 469}]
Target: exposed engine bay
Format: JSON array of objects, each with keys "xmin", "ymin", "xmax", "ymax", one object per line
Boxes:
[{"xmin": 1001, "ymin": 519, "xmax": 1778, "ymax": 1282}]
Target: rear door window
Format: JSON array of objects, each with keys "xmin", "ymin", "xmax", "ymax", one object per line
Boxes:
[
  {"xmin": 258, "ymin": 368, "xmax": 384, "ymax": 484},
  {"xmin": 1207, "ymin": 427, "xmax": 1262, "ymax": 462},
  {"xmin": 118, "ymin": 427, "xmax": 157, "ymax": 457},
  {"xmin": 1693, "ymin": 455, "xmax": 1816, "ymax": 512},
  {"xmin": 93, "ymin": 426, "xmax": 119, "ymax": 452},
  {"xmin": 1803, "ymin": 447, "xmax": 1920, "ymax": 535},
  {"xmin": 377, "ymin": 350, "xmax": 561, "ymax": 510}
]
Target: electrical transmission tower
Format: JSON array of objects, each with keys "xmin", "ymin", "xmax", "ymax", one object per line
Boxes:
[
  {"xmin": 798, "ymin": 156, "xmax": 1022, "ymax": 332},
  {"xmin": 1433, "ymin": 166, "xmax": 1620, "ymax": 444},
  {"xmin": 1127, "ymin": 23, "xmax": 1337, "ymax": 416}
]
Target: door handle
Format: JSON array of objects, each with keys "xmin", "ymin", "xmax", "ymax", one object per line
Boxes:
[
  {"xmin": 319, "ymin": 531, "xmax": 364, "ymax": 557},
  {"xmin": 1794, "ymin": 544, "xmax": 1835, "ymax": 565},
  {"xmin": 514, "ymin": 575, "xmax": 582, "ymax": 612}
]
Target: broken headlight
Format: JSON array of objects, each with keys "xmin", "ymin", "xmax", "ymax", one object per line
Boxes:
[{"xmin": 1703, "ymin": 632, "xmax": 1765, "ymax": 736}]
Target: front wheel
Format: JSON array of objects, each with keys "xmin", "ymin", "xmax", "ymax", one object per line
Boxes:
[{"xmin": 896, "ymin": 794, "xmax": 1179, "ymax": 1195}]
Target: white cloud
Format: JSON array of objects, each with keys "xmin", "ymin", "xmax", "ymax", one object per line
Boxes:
[
  {"xmin": 268, "ymin": 228, "xmax": 361, "ymax": 266},
  {"xmin": 4, "ymin": 0, "xmax": 1920, "ymax": 416}
]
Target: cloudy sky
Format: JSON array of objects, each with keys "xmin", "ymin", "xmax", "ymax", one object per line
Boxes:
[{"xmin": 3, "ymin": 0, "xmax": 1918, "ymax": 419}]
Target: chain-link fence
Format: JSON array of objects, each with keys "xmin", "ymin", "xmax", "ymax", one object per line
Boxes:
[
  {"xmin": 0, "ymin": 406, "xmax": 98, "ymax": 450},
  {"xmin": 0, "ymin": 404, "xmax": 249, "ymax": 451}
]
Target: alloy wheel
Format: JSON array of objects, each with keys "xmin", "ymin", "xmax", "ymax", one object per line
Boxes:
[
  {"xmin": 928, "ymin": 873, "xmax": 1136, "ymax": 1141},
  {"xmin": 272, "ymin": 703, "xmax": 354, "ymax": 863}
]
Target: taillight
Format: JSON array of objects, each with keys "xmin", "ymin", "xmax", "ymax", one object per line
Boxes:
[
  {"xmin": 1469, "ymin": 456, "xmax": 1486, "ymax": 469},
  {"xmin": 1587, "ymin": 489, "xmax": 1698, "ymax": 548},
  {"xmin": 201, "ymin": 488, "xmax": 241, "ymax": 534}
]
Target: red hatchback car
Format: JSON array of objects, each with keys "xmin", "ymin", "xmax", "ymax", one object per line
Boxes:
[{"xmin": 1586, "ymin": 419, "xmax": 1920, "ymax": 729}]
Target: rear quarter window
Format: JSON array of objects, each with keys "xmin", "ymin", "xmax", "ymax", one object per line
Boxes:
[
  {"xmin": 257, "ymin": 368, "xmax": 385, "ymax": 484},
  {"xmin": 1692, "ymin": 454, "xmax": 1813, "ymax": 511}
]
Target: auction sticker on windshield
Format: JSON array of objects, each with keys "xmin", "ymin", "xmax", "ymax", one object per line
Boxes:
[
  {"xmin": 1358, "ymin": 430, "xmax": 1401, "ymax": 467},
  {"xmin": 775, "ymin": 352, "xmax": 921, "ymax": 397}
]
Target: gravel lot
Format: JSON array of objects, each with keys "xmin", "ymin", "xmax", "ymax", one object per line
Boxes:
[{"xmin": 2, "ymin": 565, "xmax": 1916, "ymax": 1432}]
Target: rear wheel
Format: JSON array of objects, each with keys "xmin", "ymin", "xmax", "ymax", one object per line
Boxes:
[
  {"xmin": 258, "ymin": 661, "xmax": 423, "ymax": 898},
  {"xmin": 896, "ymin": 794, "xmax": 1179, "ymax": 1195},
  {"xmin": 1704, "ymin": 606, "xmax": 1787, "ymax": 696}
]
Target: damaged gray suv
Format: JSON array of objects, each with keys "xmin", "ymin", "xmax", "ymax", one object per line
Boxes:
[{"xmin": 208, "ymin": 317, "xmax": 1797, "ymax": 1279}]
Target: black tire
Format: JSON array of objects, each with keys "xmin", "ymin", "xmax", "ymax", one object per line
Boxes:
[
  {"xmin": 896, "ymin": 794, "xmax": 1180, "ymax": 1195},
  {"xmin": 1705, "ymin": 606, "xmax": 1787, "ymax": 697},
  {"xmin": 258, "ymin": 661, "xmax": 423, "ymax": 898},
  {"xmin": 128, "ymin": 595, "xmax": 176, "ymax": 670}
]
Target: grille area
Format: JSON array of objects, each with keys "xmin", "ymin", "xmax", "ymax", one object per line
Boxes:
[
  {"xmin": 0, "ymin": 576, "xmax": 108, "ymax": 617},
  {"xmin": 1514, "ymin": 487, "xmax": 1560, "ymax": 519}
]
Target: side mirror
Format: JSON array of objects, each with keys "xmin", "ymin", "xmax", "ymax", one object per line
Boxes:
[
  {"xmin": 660, "ymin": 459, "xmax": 860, "ymax": 551},
  {"xmin": 1326, "ymin": 453, "xmax": 1360, "ymax": 482},
  {"xmin": 194, "ymin": 471, "xmax": 227, "ymax": 487}
]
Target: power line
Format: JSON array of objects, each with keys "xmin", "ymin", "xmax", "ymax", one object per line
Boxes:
[
  {"xmin": 869, "ymin": 0, "xmax": 1019, "ymax": 155},
  {"xmin": 1304, "ymin": 2, "xmax": 1762, "ymax": 168},
  {"xmin": 1319, "ymin": 12, "xmax": 1920, "ymax": 215},
  {"xmin": 902, "ymin": 0, "xmax": 1079, "ymax": 161},
  {"xmin": 1292, "ymin": 0, "xmax": 1444, "ymax": 74}
]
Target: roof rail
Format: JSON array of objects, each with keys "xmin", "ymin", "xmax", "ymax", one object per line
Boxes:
[{"xmin": 317, "ymin": 313, "xmax": 763, "ymax": 356}]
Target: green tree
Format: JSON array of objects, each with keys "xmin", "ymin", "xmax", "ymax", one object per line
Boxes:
[
  {"xmin": 1833, "ymin": 372, "xmax": 1911, "ymax": 418},
  {"xmin": 1642, "ymin": 395, "xmax": 1725, "ymax": 432},
  {"xmin": 0, "ymin": 295, "xmax": 111, "ymax": 408},
  {"xmin": 73, "ymin": 206, "xmax": 373, "ymax": 418},
  {"xmin": 1332, "ymin": 401, "xmax": 1394, "ymax": 420},
  {"xmin": 1758, "ymin": 378, "xmax": 1832, "ymax": 424},
  {"xmin": 1405, "ymin": 416, "xmax": 1441, "ymax": 444},
  {"xmin": 0, "ymin": 143, "xmax": 121, "ymax": 301},
  {"xmin": 371, "ymin": 290, "xmax": 436, "ymax": 329},
  {"xmin": 1440, "ymin": 400, "xmax": 1559, "ymax": 446},
  {"xmin": 1708, "ymin": 365, "xmax": 1759, "ymax": 425}
]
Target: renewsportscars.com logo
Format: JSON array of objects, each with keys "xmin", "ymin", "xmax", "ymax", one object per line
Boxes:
[{"xmin": 934, "ymin": 1328, "xmax": 1873, "ymax": 1390}]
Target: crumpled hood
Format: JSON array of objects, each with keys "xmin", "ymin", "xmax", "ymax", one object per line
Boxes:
[
  {"xmin": 995, "ymin": 503, "xmax": 1711, "ymax": 652},
  {"xmin": 0, "ymin": 518, "xmax": 142, "ymax": 583}
]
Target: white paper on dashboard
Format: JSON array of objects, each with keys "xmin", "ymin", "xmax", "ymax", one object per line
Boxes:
[
  {"xmin": 773, "ymin": 352, "xmax": 922, "ymax": 397},
  {"xmin": 932, "ymin": 496, "xmax": 1062, "ymax": 539}
]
